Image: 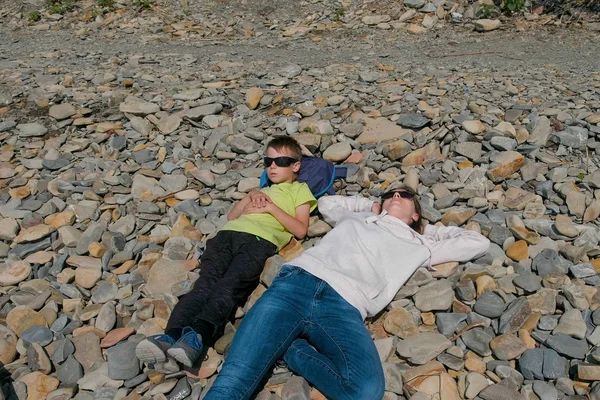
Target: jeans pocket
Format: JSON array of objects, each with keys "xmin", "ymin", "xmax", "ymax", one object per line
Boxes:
[{"xmin": 274, "ymin": 265, "xmax": 301, "ymax": 281}]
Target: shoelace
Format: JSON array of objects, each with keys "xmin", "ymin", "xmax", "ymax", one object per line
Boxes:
[
  {"xmin": 179, "ymin": 327, "xmax": 203, "ymax": 350},
  {"xmin": 151, "ymin": 333, "xmax": 176, "ymax": 345}
]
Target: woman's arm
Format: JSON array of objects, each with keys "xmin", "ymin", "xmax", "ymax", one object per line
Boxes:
[
  {"xmin": 423, "ymin": 224, "xmax": 490, "ymax": 265},
  {"xmin": 318, "ymin": 195, "xmax": 375, "ymax": 226}
]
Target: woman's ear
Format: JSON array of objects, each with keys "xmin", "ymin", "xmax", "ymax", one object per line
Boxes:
[{"xmin": 411, "ymin": 213, "xmax": 419, "ymax": 222}]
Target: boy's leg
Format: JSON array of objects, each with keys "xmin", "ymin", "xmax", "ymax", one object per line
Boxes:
[
  {"xmin": 189, "ymin": 233, "xmax": 277, "ymax": 343},
  {"xmin": 283, "ymin": 283, "xmax": 385, "ymax": 400},
  {"xmin": 204, "ymin": 265, "xmax": 312, "ymax": 400},
  {"xmin": 138, "ymin": 231, "xmax": 235, "ymax": 364},
  {"xmin": 165, "ymin": 231, "xmax": 235, "ymax": 339}
]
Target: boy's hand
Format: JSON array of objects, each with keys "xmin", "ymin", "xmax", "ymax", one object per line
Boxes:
[
  {"xmin": 371, "ymin": 202, "xmax": 381, "ymax": 214},
  {"xmin": 247, "ymin": 190, "xmax": 272, "ymax": 208},
  {"xmin": 242, "ymin": 201, "xmax": 276, "ymax": 215}
]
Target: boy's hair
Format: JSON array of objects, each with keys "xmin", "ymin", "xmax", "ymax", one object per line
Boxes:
[{"xmin": 266, "ymin": 136, "xmax": 302, "ymax": 161}]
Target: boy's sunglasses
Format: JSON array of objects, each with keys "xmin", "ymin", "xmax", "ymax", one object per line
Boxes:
[
  {"xmin": 263, "ymin": 156, "xmax": 298, "ymax": 168},
  {"xmin": 381, "ymin": 190, "xmax": 415, "ymax": 201}
]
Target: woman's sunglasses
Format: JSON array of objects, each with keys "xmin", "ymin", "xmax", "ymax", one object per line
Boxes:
[
  {"xmin": 381, "ymin": 190, "xmax": 415, "ymax": 201},
  {"xmin": 263, "ymin": 156, "xmax": 299, "ymax": 168}
]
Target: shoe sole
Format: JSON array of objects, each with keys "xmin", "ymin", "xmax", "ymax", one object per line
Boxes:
[
  {"xmin": 167, "ymin": 347, "xmax": 194, "ymax": 368},
  {"xmin": 135, "ymin": 340, "xmax": 167, "ymax": 364}
]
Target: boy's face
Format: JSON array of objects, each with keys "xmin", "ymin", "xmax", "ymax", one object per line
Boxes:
[{"xmin": 265, "ymin": 146, "xmax": 300, "ymax": 184}]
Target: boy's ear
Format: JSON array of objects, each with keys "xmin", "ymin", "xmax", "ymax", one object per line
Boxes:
[{"xmin": 292, "ymin": 161, "xmax": 301, "ymax": 173}]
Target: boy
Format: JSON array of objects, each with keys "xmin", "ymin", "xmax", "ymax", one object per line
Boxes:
[{"xmin": 136, "ymin": 136, "xmax": 317, "ymax": 368}]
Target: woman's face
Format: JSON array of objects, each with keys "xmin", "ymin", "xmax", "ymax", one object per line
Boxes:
[{"xmin": 382, "ymin": 190, "xmax": 419, "ymax": 226}]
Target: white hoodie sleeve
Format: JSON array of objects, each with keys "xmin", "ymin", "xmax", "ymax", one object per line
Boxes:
[
  {"xmin": 318, "ymin": 195, "xmax": 375, "ymax": 226},
  {"xmin": 422, "ymin": 224, "xmax": 490, "ymax": 265}
]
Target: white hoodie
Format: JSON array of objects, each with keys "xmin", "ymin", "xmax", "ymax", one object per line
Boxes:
[{"xmin": 290, "ymin": 195, "xmax": 491, "ymax": 320}]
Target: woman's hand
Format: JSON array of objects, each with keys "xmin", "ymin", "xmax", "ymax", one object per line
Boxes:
[{"xmin": 371, "ymin": 202, "xmax": 382, "ymax": 214}]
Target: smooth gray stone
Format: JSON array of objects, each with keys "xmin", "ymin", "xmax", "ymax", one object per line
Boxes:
[
  {"xmin": 138, "ymin": 201, "xmax": 160, "ymax": 213},
  {"xmin": 62, "ymin": 320, "xmax": 83, "ymax": 335},
  {"xmin": 9, "ymin": 236, "xmax": 52, "ymax": 258},
  {"xmin": 532, "ymin": 248, "xmax": 571, "ymax": 277},
  {"xmin": 124, "ymin": 373, "xmax": 148, "ymax": 388},
  {"xmin": 490, "ymin": 136, "xmax": 517, "ymax": 151},
  {"xmin": 513, "ymin": 273, "xmax": 542, "ymax": 292},
  {"xmin": 533, "ymin": 381, "xmax": 558, "ymax": 400},
  {"xmin": 495, "ymin": 365, "xmax": 524, "ymax": 387},
  {"xmin": 404, "ymin": 0, "xmax": 426, "ymax": 8},
  {"xmin": 489, "ymin": 224, "xmax": 512, "ymax": 246},
  {"xmin": 57, "ymin": 355, "xmax": 84, "ymax": 385},
  {"xmin": 174, "ymin": 200, "xmax": 206, "ymax": 220},
  {"xmin": 569, "ymin": 263, "xmax": 597, "ymax": 279},
  {"xmin": 437, "ymin": 353, "xmax": 464, "ymax": 371},
  {"xmin": 17, "ymin": 122, "xmax": 47, "ymax": 137},
  {"xmin": 0, "ymin": 119, "xmax": 17, "ymax": 132},
  {"xmin": 479, "ymin": 381, "xmax": 525, "ymax": 400},
  {"xmin": 473, "ymin": 292, "xmax": 505, "ymax": 318},
  {"xmin": 107, "ymin": 342, "xmax": 140, "ymax": 380},
  {"xmin": 42, "ymin": 158, "xmax": 70, "ymax": 171},
  {"xmin": 455, "ymin": 279, "xmax": 476, "ymax": 302},
  {"xmin": 396, "ymin": 113, "xmax": 430, "ymax": 129},
  {"xmin": 168, "ymin": 377, "xmax": 192, "ymax": 400},
  {"xmin": 545, "ymin": 334, "xmax": 589, "ymax": 359},
  {"xmin": 48, "ymin": 253, "xmax": 68, "ymax": 276},
  {"xmin": 436, "ymin": 313, "xmax": 467, "ymax": 337},
  {"xmin": 419, "ymin": 201, "xmax": 442, "ymax": 222},
  {"xmin": 21, "ymin": 326, "xmax": 53, "ymax": 346},
  {"xmin": 21, "ymin": 199, "xmax": 43, "ymax": 211},
  {"xmin": 461, "ymin": 327, "xmax": 493, "ymax": 357},
  {"xmin": 538, "ymin": 315, "xmax": 559, "ymax": 331},
  {"xmin": 91, "ymin": 281, "xmax": 118, "ymax": 304},
  {"xmin": 519, "ymin": 348, "xmax": 545, "ymax": 380},
  {"xmin": 110, "ymin": 135, "xmax": 127, "ymax": 150},
  {"xmin": 133, "ymin": 149, "xmax": 155, "ymax": 164},
  {"xmin": 159, "ymin": 174, "xmax": 187, "ymax": 193},
  {"xmin": 542, "ymin": 349, "xmax": 569, "ymax": 379},
  {"xmin": 555, "ymin": 377, "xmax": 575, "ymax": 396},
  {"xmin": 51, "ymin": 338, "xmax": 76, "ymax": 364}
]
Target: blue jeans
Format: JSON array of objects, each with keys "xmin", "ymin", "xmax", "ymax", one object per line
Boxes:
[{"xmin": 204, "ymin": 265, "xmax": 385, "ymax": 400}]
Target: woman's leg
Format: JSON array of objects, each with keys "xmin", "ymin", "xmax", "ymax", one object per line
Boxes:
[
  {"xmin": 204, "ymin": 265, "xmax": 312, "ymax": 400},
  {"xmin": 283, "ymin": 283, "xmax": 385, "ymax": 400}
]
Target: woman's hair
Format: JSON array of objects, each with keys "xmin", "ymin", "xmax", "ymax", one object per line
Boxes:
[{"xmin": 410, "ymin": 195, "xmax": 424, "ymax": 234}]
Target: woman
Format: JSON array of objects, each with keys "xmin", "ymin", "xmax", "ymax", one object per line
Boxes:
[{"xmin": 204, "ymin": 183, "xmax": 490, "ymax": 400}]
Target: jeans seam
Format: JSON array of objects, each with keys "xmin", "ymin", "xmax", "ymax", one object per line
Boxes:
[
  {"xmin": 313, "ymin": 322, "xmax": 351, "ymax": 382},
  {"xmin": 239, "ymin": 319, "xmax": 304, "ymax": 400},
  {"xmin": 288, "ymin": 341, "xmax": 354, "ymax": 399}
]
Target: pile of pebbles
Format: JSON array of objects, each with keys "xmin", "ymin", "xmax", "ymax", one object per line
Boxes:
[{"xmin": 0, "ymin": 45, "xmax": 599, "ymax": 400}]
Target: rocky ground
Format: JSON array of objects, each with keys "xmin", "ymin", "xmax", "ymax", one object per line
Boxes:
[{"xmin": 1, "ymin": 0, "xmax": 600, "ymax": 399}]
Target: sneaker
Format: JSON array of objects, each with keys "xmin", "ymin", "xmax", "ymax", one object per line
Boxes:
[
  {"xmin": 167, "ymin": 326, "xmax": 203, "ymax": 367},
  {"xmin": 135, "ymin": 333, "xmax": 176, "ymax": 364}
]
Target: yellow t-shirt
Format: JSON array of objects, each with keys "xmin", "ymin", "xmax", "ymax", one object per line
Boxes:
[{"xmin": 222, "ymin": 181, "xmax": 317, "ymax": 250}]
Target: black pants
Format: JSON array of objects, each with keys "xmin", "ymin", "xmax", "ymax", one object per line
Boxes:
[{"xmin": 165, "ymin": 230, "xmax": 277, "ymax": 345}]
